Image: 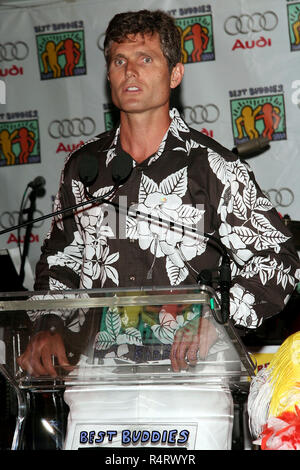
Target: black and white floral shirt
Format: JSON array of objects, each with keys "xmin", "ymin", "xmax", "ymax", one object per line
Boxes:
[{"xmin": 33, "ymin": 109, "xmax": 300, "ymax": 334}]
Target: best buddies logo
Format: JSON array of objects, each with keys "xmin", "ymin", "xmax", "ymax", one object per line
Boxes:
[
  {"xmin": 166, "ymin": 5, "xmax": 215, "ymax": 63},
  {"xmin": 229, "ymin": 85, "xmax": 287, "ymax": 145},
  {"xmin": 287, "ymin": 1, "xmax": 300, "ymax": 51},
  {"xmin": 78, "ymin": 426, "xmax": 192, "ymax": 448},
  {"xmin": 34, "ymin": 20, "xmax": 87, "ymax": 80},
  {"xmin": 0, "ymin": 110, "xmax": 41, "ymax": 167}
]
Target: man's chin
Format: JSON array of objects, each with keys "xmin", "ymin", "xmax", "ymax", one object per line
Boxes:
[
  {"xmin": 118, "ymin": 103, "xmax": 169, "ymax": 116},
  {"xmin": 119, "ymin": 104, "xmax": 148, "ymax": 114}
]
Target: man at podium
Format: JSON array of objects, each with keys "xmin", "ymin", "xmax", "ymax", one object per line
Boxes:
[
  {"xmin": 17, "ymin": 8, "xmax": 299, "ymax": 377},
  {"xmin": 17, "ymin": 8, "xmax": 299, "ymax": 412}
]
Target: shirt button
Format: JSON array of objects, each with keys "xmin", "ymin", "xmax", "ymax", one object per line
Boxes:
[
  {"xmin": 129, "ymin": 275, "xmax": 136, "ymax": 281},
  {"xmin": 129, "ymin": 238, "xmax": 135, "ymax": 243}
]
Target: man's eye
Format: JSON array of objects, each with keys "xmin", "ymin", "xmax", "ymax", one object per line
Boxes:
[
  {"xmin": 143, "ymin": 56, "xmax": 152, "ymax": 63},
  {"xmin": 115, "ymin": 58, "xmax": 125, "ymax": 66}
]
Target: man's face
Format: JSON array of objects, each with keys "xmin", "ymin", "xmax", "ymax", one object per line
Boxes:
[{"xmin": 107, "ymin": 33, "xmax": 181, "ymax": 115}]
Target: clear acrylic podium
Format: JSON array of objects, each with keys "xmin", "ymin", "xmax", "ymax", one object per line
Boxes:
[{"xmin": 0, "ymin": 285, "xmax": 255, "ymax": 450}]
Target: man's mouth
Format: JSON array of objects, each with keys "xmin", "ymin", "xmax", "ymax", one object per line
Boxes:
[{"xmin": 125, "ymin": 86, "xmax": 141, "ymax": 92}]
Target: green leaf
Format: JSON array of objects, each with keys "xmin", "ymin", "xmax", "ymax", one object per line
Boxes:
[
  {"xmin": 95, "ymin": 331, "xmax": 115, "ymax": 350},
  {"xmin": 106, "ymin": 309, "xmax": 121, "ymax": 339}
]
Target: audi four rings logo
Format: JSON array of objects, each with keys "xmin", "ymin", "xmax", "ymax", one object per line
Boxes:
[
  {"xmin": 264, "ymin": 188, "xmax": 294, "ymax": 208},
  {"xmin": 0, "ymin": 210, "xmax": 44, "ymax": 230},
  {"xmin": 0, "ymin": 41, "xmax": 29, "ymax": 61},
  {"xmin": 182, "ymin": 105, "xmax": 220, "ymax": 125},
  {"xmin": 224, "ymin": 12, "xmax": 278, "ymax": 35},
  {"xmin": 48, "ymin": 117, "xmax": 96, "ymax": 139}
]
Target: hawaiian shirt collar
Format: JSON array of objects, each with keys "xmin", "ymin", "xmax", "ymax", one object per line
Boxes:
[{"xmin": 105, "ymin": 108, "xmax": 191, "ymax": 168}]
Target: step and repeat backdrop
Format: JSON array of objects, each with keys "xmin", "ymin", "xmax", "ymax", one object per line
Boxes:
[{"xmin": 0, "ymin": 0, "xmax": 299, "ymax": 288}]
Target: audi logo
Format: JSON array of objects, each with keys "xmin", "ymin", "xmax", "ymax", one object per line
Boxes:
[
  {"xmin": 224, "ymin": 12, "xmax": 278, "ymax": 35},
  {"xmin": 0, "ymin": 210, "xmax": 44, "ymax": 230},
  {"xmin": 48, "ymin": 117, "xmax": 96, "ymax": 139},
  {"xmin": 182, "ymin": 105, "xmax": 220, "ymax": 125},
  {"xmin": 264, "ymin": 188, "xmax": 294, "ymax": 208},
  {"xmin": 0, "ymin": 41, "xmax": 29, "ymax": 62}
]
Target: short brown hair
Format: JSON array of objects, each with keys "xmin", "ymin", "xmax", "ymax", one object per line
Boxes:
[{"xmin": 104, "ymin": 9, "xmax": 182, "ymax": 71}]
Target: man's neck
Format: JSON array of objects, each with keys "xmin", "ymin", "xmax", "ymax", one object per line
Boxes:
[{"xmin": 119, "ymin": 107, "xmax": 171, "ymax": 163}]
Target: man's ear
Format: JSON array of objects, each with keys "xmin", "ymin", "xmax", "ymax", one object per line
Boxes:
[{"xmin": 170, "ymin": 63, "xmax": 184, "ymax": 89}]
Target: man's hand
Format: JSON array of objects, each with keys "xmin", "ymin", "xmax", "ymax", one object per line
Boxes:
[
  {"xmin": 17, "ymin": 331, "xmax": 71, "ymax": 378},
  {"xmin": 170, "ymin": 317, "xmax": 218, "ymax": 372}
]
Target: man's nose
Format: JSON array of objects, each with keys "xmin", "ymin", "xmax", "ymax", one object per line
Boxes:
[{"xmin": 125, "ymin": 60, "xmax": 137, "ymax": 78}]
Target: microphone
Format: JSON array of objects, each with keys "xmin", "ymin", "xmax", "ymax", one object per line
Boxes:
[
  {"xmin": 111, "ymin": 150, "xmax": 133, "ymax": 185},
  {"xmin": 78, "ymin": 150, "xmax": 133, "ymax": 202},
  {"xmin": 27, "ymin": 176, "xmax": 46, "ymax": 198},
  {"xmin": 0, "ymin": 150, "xmax": 134, "ymax": 237},
  {"xmin": 78, "ymin": 149, "xmax": 133, "ymax": 187},
  {"xmin": 1, "ymin": 156, "xmax": 231, "ymax": 323},
  {"xmin": 0, "ymin": 187, "xmax": 113, "ymax": 237},
  {"xmin": 28, "ymin": 176, "xmax": 46, "ymax": 189},
  {"xmin": 232, "ymin": 136, "xmax": 270, "ymax": 159},
  {"xmin": 78, "ymin": 152, "xmax": 99, "ymax": 186}
]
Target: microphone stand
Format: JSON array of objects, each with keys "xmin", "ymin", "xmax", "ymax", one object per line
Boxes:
[
  {"xmin": 19, "ymin": 189, "xmax": 37, "ymax": 286},
  {"xmin": 0, "ymin": 187, "xmax": 118, "ymax": 237},
  {"xmin": 219, "ymin": 252, "xmax": 231, "ymax": 324},
  {"xmin": 0, "ymin": 184, "xmax": 231, "ymax": 324}
]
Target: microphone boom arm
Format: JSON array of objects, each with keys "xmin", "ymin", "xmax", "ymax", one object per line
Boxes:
[{"xmin": 0, "ymin": 187, "xmax": 232, "ymax": 323}]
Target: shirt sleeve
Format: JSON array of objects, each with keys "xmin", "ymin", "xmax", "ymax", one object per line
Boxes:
[
  {"xmin": 34, "ymin": 187, "xmax": 84, "ymax": 292},
  {"xmin": 31, "ymin": 160, "xmax": 86, "ymax": 332},
  {"xmin": 207, "ymin": 148, "xmax": 300, "ymax": 329}
]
